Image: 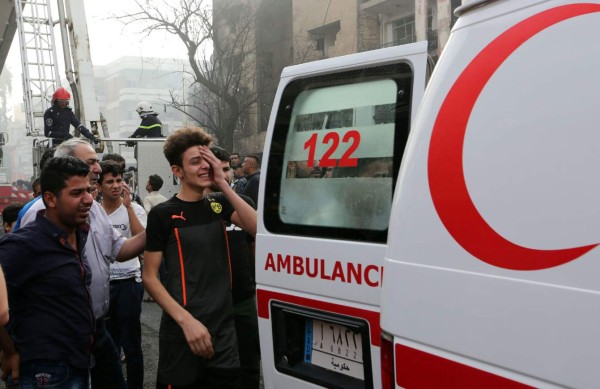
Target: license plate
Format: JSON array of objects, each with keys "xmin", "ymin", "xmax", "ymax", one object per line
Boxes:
[{"xmin": 304, "ymin": 318, "xmax": 364, "ymax": 380}]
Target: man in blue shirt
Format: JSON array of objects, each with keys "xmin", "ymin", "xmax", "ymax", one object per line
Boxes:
[
  {"xmin": 0, "ymin": 156, "xmax": 95, "ymax": 388},
  {"xmin": 18, "ymin": 138, "xmax": 146, "ymax": 389}
]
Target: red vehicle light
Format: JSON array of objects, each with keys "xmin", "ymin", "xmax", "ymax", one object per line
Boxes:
[{"xmin": 381, "ymin": 331, "xmax": 395, "ymax": 389}]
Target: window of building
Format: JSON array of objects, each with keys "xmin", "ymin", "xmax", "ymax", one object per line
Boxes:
[
  {"xmin": 387, "ymin": 8, "xmax": 438, "ymax": 59},
  {"xmin": 315, "ymin": 37, "xmax": 325, "ymax": 52},
  {"xmin": 309, "ymin": 21, "xmax": 341, "ymax": 58},
  {"xmin": 391, "ymin": 15, "xmax": 416, "ymax": 46}
]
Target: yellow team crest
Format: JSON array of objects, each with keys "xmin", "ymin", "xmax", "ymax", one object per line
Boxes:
[{"xmin": 211, "ymin": 202, "xmax": 223, "ymax": 214}]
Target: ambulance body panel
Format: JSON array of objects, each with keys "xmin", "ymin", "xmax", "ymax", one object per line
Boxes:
[
  {"xmin": 383, "ymin": 1, "xmax": 600, "ymax": 388},
  {"xmin": 257, "ymin": 43, "xmax": 428, "ymax": 389}
]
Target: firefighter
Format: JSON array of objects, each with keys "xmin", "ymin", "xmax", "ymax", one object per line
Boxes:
[
  {"xmin": 128, "ymin": 102, "xmax": 163, "ymax": 145},
  {"xmin": 44, "ymin": 87, "xmax": 98, "ymax": 146}
]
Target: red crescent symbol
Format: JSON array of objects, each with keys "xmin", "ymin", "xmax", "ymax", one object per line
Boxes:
[{"xmin": 428, "ymin": 4, "xmax": 600, "ymax": 270}]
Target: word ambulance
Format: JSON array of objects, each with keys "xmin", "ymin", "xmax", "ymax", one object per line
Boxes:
[{"xmin": 264, "ymin": 253, "xmax": 382, "ymax": 287}]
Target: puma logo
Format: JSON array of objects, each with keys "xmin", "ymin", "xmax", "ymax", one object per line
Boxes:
[{"xmin": 171, "ymin": 212, "xmax": 186, "ymax": 221}]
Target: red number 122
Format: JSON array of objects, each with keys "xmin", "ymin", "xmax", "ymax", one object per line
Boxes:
[{"xmin": 303, "ymin": 130, "xmax": 361, "ymax": 168}]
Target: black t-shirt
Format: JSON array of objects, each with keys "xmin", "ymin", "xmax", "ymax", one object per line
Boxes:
[
  {"xmin": 146, "ymin": 193, "xmax": 235, "ymax": 341},
  {"xmin": 227, "ymin": 194, "xmax": 256, "ymax": 303},
  {"xmin": 243, "ymin": 172, "xmax": 260, "ymax": 205}
]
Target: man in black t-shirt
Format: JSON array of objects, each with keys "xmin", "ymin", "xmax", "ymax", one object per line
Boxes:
[
  {"xmin": 209, "ymin": 146, "xmax": 260, "ymax": 389},
  {"xmin": 143, "ymin": 127, "xmax": 257, "ymax": 389},
  {"xmin": 241, "ymin": 154, "xmax": 260, "ymax": 205}
]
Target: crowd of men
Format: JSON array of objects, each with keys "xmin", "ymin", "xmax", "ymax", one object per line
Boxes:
[{"xmin": 0, "ymin": 121, "xmax": 263, "ymax": 388}]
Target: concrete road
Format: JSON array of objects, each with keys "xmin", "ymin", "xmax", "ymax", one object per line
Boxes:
[{"xmin": 140, "ymin": 299, "xmax": 162, "ymax": 388}]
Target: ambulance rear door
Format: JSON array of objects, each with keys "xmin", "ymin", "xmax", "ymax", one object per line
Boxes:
[
  {"xmin": 382, "ymin": 1, "xmax": 600, "ymax": 388},
  {"xmin": 256, "ymin": 42, "xmax": 428, "ymax": 389}
]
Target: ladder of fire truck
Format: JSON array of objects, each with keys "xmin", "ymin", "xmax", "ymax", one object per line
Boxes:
[
  {"xmin": 14, "ymin": 0, "xmax": 112, "ymax": 177},
  {"xmin": 14, "ymin": 0, "xmax": 61, "ymax": 137}
]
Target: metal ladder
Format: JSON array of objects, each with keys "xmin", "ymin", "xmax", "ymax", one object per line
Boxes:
[{"xmin": 13, "ymin": 0, "xmax": 61, "ymax": 136}]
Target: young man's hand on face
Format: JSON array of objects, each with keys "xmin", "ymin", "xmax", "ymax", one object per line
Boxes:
[{"xmin": 199, "ymin": 146, "xmax": 229, "ymax": 192}]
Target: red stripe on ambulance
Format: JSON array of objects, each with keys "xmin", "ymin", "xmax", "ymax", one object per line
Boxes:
[{"xmin": 395, "ymin": 344, "xmax": 534, "ymax": 388}]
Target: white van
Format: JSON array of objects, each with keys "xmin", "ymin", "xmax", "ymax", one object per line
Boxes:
[
  {"xmin": 256, "ymin": 43, "xmax": 428, "ymax": 388},
  {"xmin": 381, "ymin": 1, "xmax": 600, "ymax": 388}
]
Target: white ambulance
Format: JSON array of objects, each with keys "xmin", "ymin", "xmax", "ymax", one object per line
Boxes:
[
  {"xmin": 381, "ymin": 1, "xmax": 600, "ymax": 388},
  {"xmin": 256, "ymin": 42, "xmax": 429, "ymax": 387}
]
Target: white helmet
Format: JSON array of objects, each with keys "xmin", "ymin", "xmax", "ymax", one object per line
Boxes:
[{"xmin": 135, "ymin": 101, "xmax": 155, "ymax": 115}]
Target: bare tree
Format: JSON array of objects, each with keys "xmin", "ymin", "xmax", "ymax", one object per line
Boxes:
[{"xmin": 115, "ymin": 0, "xmax": 258, "ymax": 151}]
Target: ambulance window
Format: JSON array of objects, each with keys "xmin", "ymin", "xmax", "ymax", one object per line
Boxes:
[{"xmin": 264, "ymin": 63, "xmax": 413, "ymax": 243}]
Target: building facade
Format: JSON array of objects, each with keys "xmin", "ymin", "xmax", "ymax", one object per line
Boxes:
[{"xmin": 216, "ymin": 0, "xmax": 464, "ymax": 155}]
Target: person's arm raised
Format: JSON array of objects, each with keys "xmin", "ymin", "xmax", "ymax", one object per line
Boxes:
[{"xmin": 200, "ymin": 146, "xmax": 257, "ymax": 237}]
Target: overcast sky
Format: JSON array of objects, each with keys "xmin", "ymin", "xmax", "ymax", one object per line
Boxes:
[
  {"xmin": 4, "ymin": 0, "xmax": 188, "ymax": 103},
  {"xmin": 84, "ymin": 0, "xmax": 188, "ymax": 65}
]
